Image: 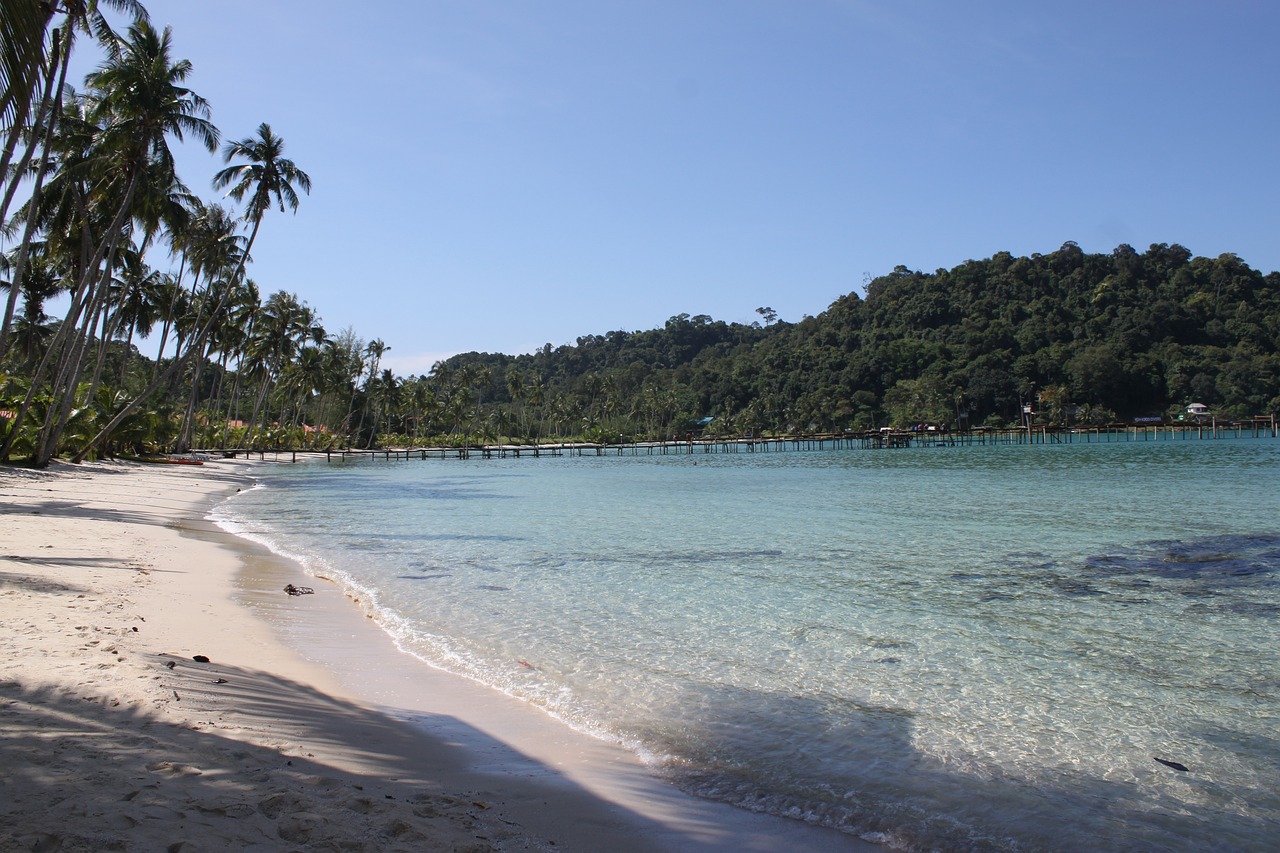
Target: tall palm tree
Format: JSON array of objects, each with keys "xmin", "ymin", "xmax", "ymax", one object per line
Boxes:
[
  {"xmin": 505, "ymin": 367, "xmax": 526, "ymax": 439},
  {"xmin": 33, "ymin": 20, "xmax": 216, "ymax": 465},
  {"xmin": 280, "ymin": 343, "xmax": 328, "ymax": 441},
  {"xmin": 207, "ymin": 276, "xmax": 259, "ymax": 447},
  {"xmin": 354, "ymin": 338, "xmax": 388, "ymax": 447},
  {"xmin": 73, "ymin": 122, "xmax": 310, "ymax": 462},
  {"xmin": 0, "ymin": 248, "xmax": 64, "ymax": 370},
  {"xmin": 369, "ymin": 368, "xmax": 399, "ymax": 446},
  {"xmin": 211, "ymin": 123, "xmax": 310, "ymax": 270},
  {"xmin": 154, "ymin": 199, "xmax": 243, "ymax": 375},
  {"xmin": 2, "ymin": 20, "xmax": 218, "ymax": 465},
  {"xmin": 232, "ymin": 291, "xmax": 322, "ymax": 450}
]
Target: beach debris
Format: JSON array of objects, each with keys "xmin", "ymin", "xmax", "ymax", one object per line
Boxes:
[
  {"xmin": 164, "ymin": 660, "xmax": 176, "ymax": 669},
  {"xmin": 214, "ymin": 678, "xmax": 228, "ymax": 684},
  {"xmin": 192, "ymin": 654, "xmax": 210, "ymax": 663},
  {"xmin": 284, "ymin": 584, "xmax": 314, "ymax": 596},
  {"xmin": 517, "ymin": 660, "xmax": 535, "ymax": 669},
  {"xmin": 1153, "ymin": 756, "xmax": 1190, "ymax": 772}
]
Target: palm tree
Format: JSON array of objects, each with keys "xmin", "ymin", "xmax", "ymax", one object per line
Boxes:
[
  {"xmin": 2, "ymin": 20, "xmax": 218, "ymax": 465},
  {"xmin": 235, "ymin": 291, "xmax": 319, "ymax": 450},
  {"xmin": 151, "ymin": 200, "xmax": 240, "ymax": 372},
  {"xmin": 355, "ymin": 338, "xmax": 388, "ymax": 447},
  {"xmin": 167, "ymin": 201, "xmax": 247, "ymax": 451},
  {"xmin": 505, "ymin": 368, "xmax": 526, "ymax": 439},
  {"xmin": 207, "ymin": 277, "xmax": 259, "ymax": 447},
  {"xmin": 0, "ymin": 248, "xmax": 63, "ymax": 370},
  {"xmin": 280, "ymin": 343, "xmax": 327, "ymax": 441},
  {"xmin": 212, "ymin": 123, "xmax": 311, "ymax": 268},
  {"xmin": 73, "ymin": 122, "xmax": 310, "ymax": 462},
  {"xmin": 369, "ymin": 368, "xmax": 399, "ymax": 446}
]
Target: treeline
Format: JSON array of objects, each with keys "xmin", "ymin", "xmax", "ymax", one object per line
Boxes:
[{"xmin": 430, "ymin": 241, "xmax": 1280, "ymax": 442}]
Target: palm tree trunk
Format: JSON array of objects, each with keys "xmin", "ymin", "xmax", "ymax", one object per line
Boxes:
[
  {"xmin": 175, "ymin": 355, "xmax": 206, "ymax": 452},
  {"xmin": 151, "ymin": 253, "xmax": 187, "ymax": 378},
  {"xmin": 116, "ymin": 312, "xmax": 140, "ymax": 390},
  {"xmin": 69, "ymin": 235, "xmax": 249, "ymax": 464},
  {"xmin": 242, "ymin": 372, "xmax": 273, "ymax": 451},
  {"xmin": 35, "ymin": 264, "xmax": 116, "ymax": 466},
  {"xmin": 217, "ymin": 351, "xmax": 242, "ymax": 448}
]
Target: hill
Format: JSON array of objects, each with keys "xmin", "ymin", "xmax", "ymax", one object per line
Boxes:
[{"xmin": 429, "ymin": 242, "xmax": 1279, "ymax": 440}]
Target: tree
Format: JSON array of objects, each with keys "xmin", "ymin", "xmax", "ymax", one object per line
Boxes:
[
  {"xmin": 72, "ymin": 121, "xmax": 309, "ymax": 462},
  {"xmin": 4, "ymin": 19, "xmax": 218, "ymax": 465}
]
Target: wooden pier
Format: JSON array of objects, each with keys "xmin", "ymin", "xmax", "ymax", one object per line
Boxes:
[{"xmin": 244, "ymin": 416, "xmax": 1279, "ymax": 463}]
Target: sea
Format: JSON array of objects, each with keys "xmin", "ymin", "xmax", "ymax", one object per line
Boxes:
[{"xmin": 211, "ymin": 438, "xmax": 1280, "ymax": 852}]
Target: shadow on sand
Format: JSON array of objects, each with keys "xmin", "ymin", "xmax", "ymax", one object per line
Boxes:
[{"xmin": 0, "ymin": 654, "xmax": 679, "ymax": 852}]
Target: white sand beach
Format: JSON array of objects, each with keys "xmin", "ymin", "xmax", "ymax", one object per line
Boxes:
[{"xmin": 0, "ymin": 457, "xmax": 875, "ymax": 852}]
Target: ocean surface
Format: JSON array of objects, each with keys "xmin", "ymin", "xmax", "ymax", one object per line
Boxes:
[{"xmin": 212, "ymin": 438, "xmax": 1280, "ymax": 852}]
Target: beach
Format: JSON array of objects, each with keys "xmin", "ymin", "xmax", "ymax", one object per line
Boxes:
[{"xmin": 0, "ymin": 457, "xmax": 870, "ymax": 852}]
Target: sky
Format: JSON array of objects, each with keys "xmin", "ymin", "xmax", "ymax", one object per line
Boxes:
[{"xmin": 71, "ymin": 0, "xmax": 1280, "ymax": 375}]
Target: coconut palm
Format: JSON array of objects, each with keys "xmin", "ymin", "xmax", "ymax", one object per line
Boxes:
[
  {"xmin": 74, "ymin": 122, "xmax": 310, "ymax": 462},
  {"xmin": 205, "ymin": 277, "xmax": 259, "ymax": 447},
  {"xmin": 10, "ymin": 19, "xmax": 218, "ymax": 465},
  {"xmin": 354, "ymin": 338, "xmax": 388, "ymax": 446},
  {"xmin": 156, "ymin": 200, "xmax": 243, "ymax": 384},
  {"xmin": 212, "ymin": 123, "xmax": 310, "ymax": 268},
  {"xmin": 279, "ymin": 343, "xmax": 328, "ymax": 441},
  {"xmin": 237, "ymin": 292, "xmax": 322, "ymax": 450}
]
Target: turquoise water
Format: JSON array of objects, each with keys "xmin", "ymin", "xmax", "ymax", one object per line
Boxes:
[{"xmin": 213, "ymin": 440, "xmax": 1280, "ymax": 851}]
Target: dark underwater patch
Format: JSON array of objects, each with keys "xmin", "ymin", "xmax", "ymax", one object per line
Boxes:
[
  {"xmin": 1025, "ymin": 534, "xmax": 1280, "ymax": 609},
  {"xmin": 1085, "ymin": 534, "xmax": 1279, "ymax": 582}
]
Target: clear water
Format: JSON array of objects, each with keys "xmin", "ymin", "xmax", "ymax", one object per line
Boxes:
[{"xmin": 212, "ymin": 439, "xmax": 1280, "ymax": 852}]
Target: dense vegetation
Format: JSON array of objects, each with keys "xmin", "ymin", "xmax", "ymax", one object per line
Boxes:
[
  {"xmin": 432, "ymin": 241, "xmax": 1280, "ymax": 441},
  {"xmin": 3, "ymin": 5, "xmax": 1278, "ymax": 465}
]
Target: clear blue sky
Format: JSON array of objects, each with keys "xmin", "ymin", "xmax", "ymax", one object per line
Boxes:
[{"xmin": 85, "ymin": 1, "xmax": 1280, "ymax": 375}]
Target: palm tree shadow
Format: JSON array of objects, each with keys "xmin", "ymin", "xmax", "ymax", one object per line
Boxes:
[
  {"xmin": 0, "ymin": 657, "xmax": 678, "ymax": 852},
  {"xmin": 0, "ymin": 567, "xmax": 92, "ymax": 593}
]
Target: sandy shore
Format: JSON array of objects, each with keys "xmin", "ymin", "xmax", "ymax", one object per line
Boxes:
[{"xmin": 0, "ymin": 457, "xmax": 875, "ymax": 852}]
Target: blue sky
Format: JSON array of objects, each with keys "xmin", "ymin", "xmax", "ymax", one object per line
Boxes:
[{"xmin": 83, "ymin": 1, "xmax": 1280, "ymax": 375}]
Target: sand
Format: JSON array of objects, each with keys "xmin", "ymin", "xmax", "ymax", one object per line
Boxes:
[{"xmin": 0, "ymin": 457, "xmax": 877, "ymax": 852}]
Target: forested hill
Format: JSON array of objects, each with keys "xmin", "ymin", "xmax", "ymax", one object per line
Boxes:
[{"xmin": 438, "ymin": 242, "xmax": 1280, "ymax": 436}]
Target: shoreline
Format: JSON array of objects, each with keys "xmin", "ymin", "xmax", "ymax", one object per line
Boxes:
[{"xmin": 0, "ymin": 458, "xmax": 874, "ymax": 851}]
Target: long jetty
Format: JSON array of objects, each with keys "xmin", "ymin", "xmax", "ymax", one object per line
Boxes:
[{"xmin": 223, "ymin": 415, "xmax": 1277, "ymax": 463}]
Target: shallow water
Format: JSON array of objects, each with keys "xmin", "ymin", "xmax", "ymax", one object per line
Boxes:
[{"xmin": 214, "ymin": 439, "xmax": 1280, "ymax": 851}]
